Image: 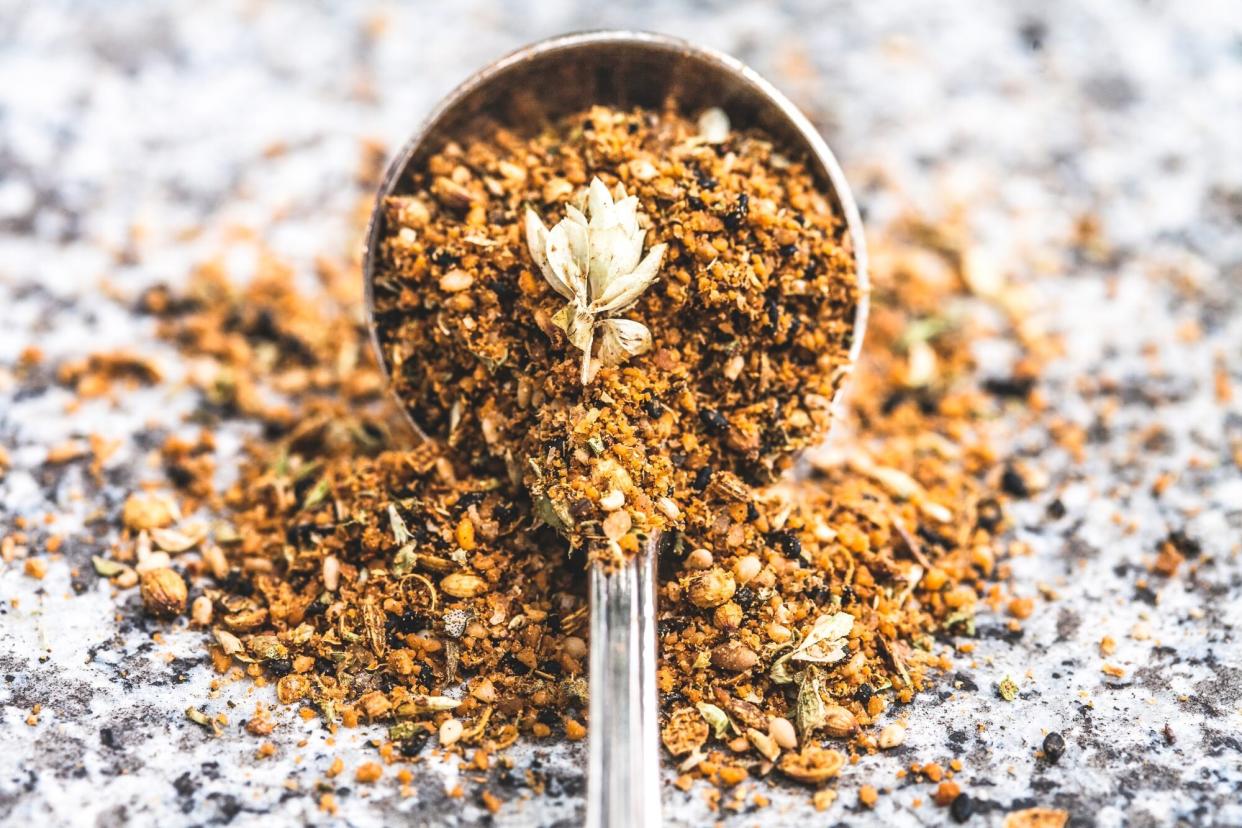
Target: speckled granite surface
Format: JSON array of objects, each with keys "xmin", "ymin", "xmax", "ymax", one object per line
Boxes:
[{"xmin": 1, "ymin": 1, "xmax": 1240, "ymax": 826}]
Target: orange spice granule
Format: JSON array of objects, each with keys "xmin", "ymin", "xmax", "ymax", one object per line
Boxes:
[
  {"xmin": 355, "ymin": 762, "xmax": 383, "ymax": 784},
  {"xmin": 1007, "ymin": 595, "xmax": 1035, "ymax": 619},
  {"xmin": 934, "ymin": 780, "xmax": 961, "ymax": 806},
  {"xmin": 480, "ymin": 791, "xmax": 502, "ymax": 814}
]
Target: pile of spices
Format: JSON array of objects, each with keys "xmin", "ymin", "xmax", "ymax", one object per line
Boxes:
[
  {"xmin": 82, "ymin": 196, "xmax": 1043, "ymax": 817},
  {"xmin": 370, "ymin": 104, "xmax": 861, "ymax": 561},
  {"xmin": 70, "ymin": 109, "xmax": 1048, "ymax": 814}
]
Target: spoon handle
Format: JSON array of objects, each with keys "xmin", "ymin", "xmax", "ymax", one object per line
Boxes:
[{"xmin": 586, "ymin": 538, "xmax": 661, "ymax": 828}]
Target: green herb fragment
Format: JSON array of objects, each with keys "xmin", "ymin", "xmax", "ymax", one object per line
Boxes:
[
  {"xmin": 794, "ymin": 665, "xmax": 829, "ymax": 740},
  {"xmin": 696, "ymin": 702, "xmax": 735, "ymax": 740},
  {"xmin": 770, "ymin": 611, "xmax": 855, "ymax": 683},
  {"xmin": 391, "ymin": 544, "xmax": 416, "ymax": 576},
  {"xmin": 302, "ymin": 479, "xmax": 330, "ymax": 511},
  {"xmin": 389, "ymin": 721, "xmax": 422, "ymax": 741},
  {"xmin": 91, "ymin": 556, "xmax": 125, "ymax": 577},
  {"xmin": 533, "ymin": 493, "xmax": 572, "ymax": 532},
  {"xmin": 185, "ymin": 706, "xmax": 216, "ymax": 733},
  {"xmin": 942, "ymin": 608, "xmax": 976, "ymax": 636},
  {"xmin": 998, "ymin": 676, "xmax": 1019, "ymax": 702}
]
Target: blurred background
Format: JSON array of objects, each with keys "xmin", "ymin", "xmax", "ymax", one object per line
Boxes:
[{"xmin": 1, "ymin": 2, "xmax": 1240, "ymax": 826}]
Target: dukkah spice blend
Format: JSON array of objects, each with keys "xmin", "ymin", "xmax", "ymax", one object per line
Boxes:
[
  {"xmin": 54, "ymin": 102, "xmax": 1045, "ymax": 817},
  {"xmin": 371, "ymin": 103, "xmax": 861, "ymax": 560}
]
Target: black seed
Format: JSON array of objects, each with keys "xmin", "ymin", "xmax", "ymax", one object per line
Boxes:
[
  {"xmin": 487, "ymin": 278, "xmax": 517, "ymax": 303},
  {"xmin": 983, "ymin": 375, "xmax": 1035, "ymax": 398},
  {"xmin": 779, "ymin": 243, "xmax": 798, "ymax": 257},
  {"xmin": 393, "ymin": 610, "xmax": 427, "ymax": 634},
  {"xmin": 769, "ymin": 530, "xmax": 801, "ymax": 558},
  {"xmin": 455, "ymin": 491, "xmax": 486, "ymax": 510},
  {"xmin": 494, "ymin": 503, "xmax": 520, "ymax": 524},
  {"xmin": 167, "ymin": 462, "xmax": 195, "ymax": 489},
  {"xmin": 497, "ymin": 766, "xmax": 525, "ymax": 789},
  {"xmin": 765, "ymin": 297, "xmax": 780, "ymax": 331},
  {"xmin": 662, "ymin": 690, "xmax": 687, "ymax": 707},
  {"xmin": 950, "ymin": 792, "xmax": 974, "ymax": 822},
  {"xmin": 692, "ymin": 466, "xmax": 713, "ymax": 492},
  {"xmin": 267, "ymin": 658, "xmax": 292, "ymax": 677},
  {"xmin": 430, "ymin": 249, "xmax": 459, "ymax": 268},
  {"xmin": 220, "ymin": 568, "xmax": 253, "ymax": 597},
  {"xmin": 1166, "ymin": 529, "xmax": 1202, "ymax": 558},
  {"xmin": 1046, "ymin": 498, "xmax": 1066, "ymax": 519},
  {"xmin": 690, "ymin": 163, "xmax": 717, "ymax": 189},
  {"xmin": 537, "ymin": 707, "xmax": 559, "ymax": 726},
  {"xmin": 502, "ymin": 653, "xmax": 531, "ymax": 676},
  {"xmin": 699, "ymin": 408, "xmax": 728, "ymax": 435},
  {"xmin": 687, "ymin": 195, "xmax": 705, "ymax": 211},
  {"xmin": 1042, "ymin": 731, "xmax": 1066, "ymax": 763},
  {"xmin": 722, "ymin": 193, "xmax": 749, "ymax": 231},
  {"xmin": 733, "ymin": 586, "xmax": 756, "ymax": 609},
  {"xmin": 854, "ymin": 683, "xmax": 874, "ymax": 705},
  {"xmin": 745, "ymin": 503, "xmax": 759, "ymax": 522},
  {"xmin": 658, "ymin": 617, "xmax": 688, "ymax": 637},
  {"xmin": 1000, "ymin": 465, "xmax": 1029, "ymax": 498},
  {"xmin": 841, "ymin": 585, "xmax": 857, "ymax": 605},
  {"xmin": 399, "ymin": 730, "xmax": 430, "ymax": 757},
  {"xmin": 418, "ymin": 663, "xmax": 435, "ymax": 687},
  {"xmin": 976, "ymin": 498, "xmax": 1003, "ymax": 532}
]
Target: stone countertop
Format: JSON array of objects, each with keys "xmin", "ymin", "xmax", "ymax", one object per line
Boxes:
[{"xmin": 1, "ymin": 1, "xmax": 1240, "ymax": 826}]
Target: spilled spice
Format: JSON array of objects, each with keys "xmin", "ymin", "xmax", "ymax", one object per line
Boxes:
[
  {"xmin": 371, "ymin": 104, "xmax": 861, "ymax": 560},
  {"xmin": 71, "ymin": 109, "xmax": 1048, "ymax": 812}
]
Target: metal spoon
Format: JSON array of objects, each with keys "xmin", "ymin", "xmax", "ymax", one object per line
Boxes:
[{"xmin": 362, "ymin": 30, "xmax": 868, "ymax": 828}]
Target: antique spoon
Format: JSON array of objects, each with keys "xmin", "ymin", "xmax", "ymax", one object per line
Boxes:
[{"xmin": 361, "ymin": 30, "xmax": 868, "ymax": 828}]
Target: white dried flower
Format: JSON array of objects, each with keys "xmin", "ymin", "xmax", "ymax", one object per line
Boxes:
[{"xmin": 525, "ymin": 177, "xmax": 666, "ymax": 383}]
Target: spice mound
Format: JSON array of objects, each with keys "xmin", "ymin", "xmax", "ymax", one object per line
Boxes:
[
  {"xmin": 372, "ymin": 104, "xmax": 861, "ymax": 557},
  {"xmin": 93, "ymin": 197, "xmax": 1036, "ymax": 812}
]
